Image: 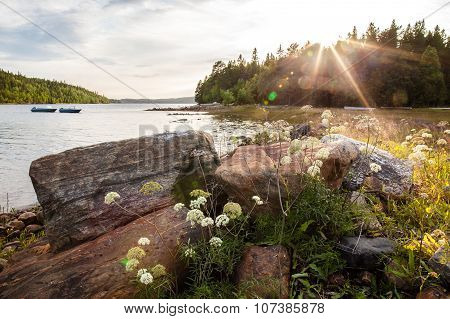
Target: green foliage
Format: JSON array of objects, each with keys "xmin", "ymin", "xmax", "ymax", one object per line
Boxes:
[
  {"xmin": 0, "ymin": 69, "xmax": 109, "ymax": 104},
  {"xmin": 196, "ymin": 20, "xmax": 449, "ymax": 106}
]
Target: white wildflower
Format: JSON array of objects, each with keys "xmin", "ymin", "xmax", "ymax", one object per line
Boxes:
[
  {"xmin": 186, "ymin": 209, "xmax": 205, "ymax": 227},
  {"xmin": 312, "ymin": 160, "xmax": 323, "ymax": 168},
  {"xmin": 138, "ymin": 237, "xmax": 150, "ymax": 246},
  {"xmin": 104, "ymin": 192, "xmax": 120, "ymax": 205},
  {"xmin": 184, "ymin": 248, "xmax": 195, "ymax": 258},
  {"xmin": 413, "ymin": 144, "xmax": 431, "ymax": 153},
  {"xmin": 401, "ymin": 142, "xmax": 409, "ymax": 147},
  {"xmin": 321, "ymin": 110, "xmax": 333, "ymax": 119},
  {"xmin": 288, "ymin": 139, "xmax": 302, "ymax": 155},
  {"xmin": 125, "ymin": 258, "xmax": 139, "ymax": 272},
  {"xmin": 252, "ymin": 196, "xmax": 263, "ymax": 205},
  {"xmin": 200, "ymin": 217, "xmax": 214, "ymax": 227},
  {"xmin": 280, "ymin": 155, "xmax": 292, "ymax": 166},
  {"xmin": 139, "ymin": 272, "xmax": 154, "ymax": 285},
  {"xmin": 370, "ymin": 163, "xmax": 382, "ymax": 173},
  {"xmin": 137, "ymin": 268, "xmax": 148, "ymax": 278},
  {"xmin": 321, "ymin": 118, "xmax": 330, "ymax": 128},
  {"xmin": 315, "ymin": 147, "xmax": 330, "ymax": 160},
  {"xmin": 359, "ymin": 144, "xmax": 376, "ymax": 155},
  {"xmin": 436, "ymin": 139, "xmax": 447, "ymax": 146},
  {"xmin": 223, "ymin": 202, "xmax": 242, "ymax": 219},
  {"xmin": 174, "ymin": 203, "xmax": 185, "ymax": 212},
  {"xmin": 408, "ymin": 151, "xmax": 426, "ymax": 163},
  {"xmin": 405, "ymin": 135, "xmax": 412, "ymax": 141},
  {"xmin": 190, "ymin": 196, "xmax": 207, "ymax": 209},
  {"xmin": 421, "ymin": 133, "xmax": 432, "ymax": 139},
  {"xmin": 215, "ymin": 214, "xmax": 230, "ymax": 227},
  {"xmin": 300, "ymin": 137, "xmax": 322, "ymax": 150},
  {"xmin": 307, "ymin": 165, "xmax": 321, "ymax": 177},
  {"xmin": 418, "ymin": 193, "xmax": 429, "ymax": 199},
  {"xmin": 410, "ymin": 129, "xmax": 416, "ymax": 132},
  {"xmin": 445, "ymin": 130, "xmax": 450, "ymax": 135},
  {"xmin": 209, "ymin": 237, "xmax": 223, "ymax": 248}
]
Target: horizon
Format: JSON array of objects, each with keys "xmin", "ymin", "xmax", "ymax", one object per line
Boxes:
[{"xmin": 0, "ymin": 0, "xmax": 449, "ymax": 99}]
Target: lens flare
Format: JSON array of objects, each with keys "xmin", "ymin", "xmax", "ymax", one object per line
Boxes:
[{"xmin": 268, "ymin": 91, "xmax": 278, "ymax": 102}]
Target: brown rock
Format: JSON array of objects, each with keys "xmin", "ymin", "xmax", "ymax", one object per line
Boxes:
[
  {"xmin": 215, "ymin": 140, "xmax": 358, "ymax": 212},
  {"xmin": 18, "ymin": 212, "xmax": 37, "ymax": 225},
  {"xmin": 357, "ymin": 271, "xmax": 374, "ymax": 286},
  {"xmin": 0, "ymin": 213, "xmax": 13, "ymax": 224},
  {"xmin": 6, "ymin": 230, "xmax": 20, "ymax": 240},
  {"xmin": 236, "ymin": 245, "xmax": 291, "ymax": 298},
  {"xmin": 0, "ymin": 226, "xmax": 7, "ymax": 237},
  {"xmin": 416, "ymin": 286, "xmax": 448, "ymax": 299},
  {"xmin": 29, "ymin": 131, "xmax": 218, "ymax": 252},
  {"xmin": 1, "ymin": 246, "xmax": 15, "ymax": 255},
  {"xmin": 7, "ymin": 220, "xmax": 25, "ymax": 231},
  {"xmin": 328, "ymin": 273, "xmax": 346, "ymax": 286},
  {"xmin": 3, "ymin": 241, "xmax": 20, "ymax": 249},
  {"xmin": 0, "ymin": 258, "xmax": 7, "ymax": 272},
  {"xmin": 385, "ymin": 260, "xmax": 413, "ymax": 291},
  {"xmin": 0, "ymin": 207, "xmax": 199, "ymax": 298},
  {"xmin": 25, "ymin": 224, "xmax": 44, "ymax": 234}
]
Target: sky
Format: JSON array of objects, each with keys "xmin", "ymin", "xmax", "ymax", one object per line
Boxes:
[{"xmin": 0, "ymin": 0, "xmax": 449, "ymax": 99}]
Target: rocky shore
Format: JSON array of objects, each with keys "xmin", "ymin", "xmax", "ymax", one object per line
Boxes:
[{"xmin": 0, "ymin": 125, "xmax": 448, "ymax": 299}]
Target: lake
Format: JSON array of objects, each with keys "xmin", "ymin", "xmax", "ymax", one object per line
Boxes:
[{"xmin": 0, "ymin": 104, "xmax": 256, "ymax": 208}]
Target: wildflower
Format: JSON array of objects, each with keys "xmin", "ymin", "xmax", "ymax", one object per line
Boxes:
[
  {"xmin": 408, "ymin": 151, "xmax": 426, "ymax": 163},
  {"xmin": 315, "ymin": 147, "xmax": 330, "ymax": 160},
  {"xmin": 139, "ymin": 272, "xmax": 154, "ymax": 285},
  {"xmin": 307, "ymin": 165, "xmax": 321, "ymax": 177},
  {"xmin": 125, "ymin": 258, "xmax": 139, "ymax": 272},
  {"xmin": 209, "ymin": 237, "xmax": 223, "ymax": 248},
  {"xmin": 429, "ymin": 272, "xmax": 439, "ymax": 279},
  {"xmin": 137, "ymin": 268, "xmax": 148, "ymax": 278},
  {"xmin": 190, "ymin": 196, "xmax": 207, "ymax": 209},
  {"xmin": 436, "ymin": 139, "xmax": 447, "ymax": 146},
  {"xmin": 200, "ymin": 217, "xmax": 214, "ymax": 227},
  {"xmin": 321, "ymin": 118, "xmax": 330, "ymax": 128},
  {"xmin": 223, "ymin": 202, "xmax": 242, "ymax": 219},
  {"xmin": 138, "ymin": 237, "xmax": 150, "ymax": 246},
  {"xmin": 127, "ymin": 247, "xmax": 146, "ymax": 260},
  {"xmin": 312, "ymin": 160, "xmax": 323, "ymax": 168},
  {"xmin": 401, "ymin": 142, "xmax": 409, "ymax": 147},
  {"xmin": 280, "ymin": 155, "xmax": 292, "ymax": 166},
  {"xmin": 186, "ymin": 209, "xmax": 205, "ymax": 226},
  {"xmin": 445, "ymin": 130, "xmax": 450, "ymax": 135},
  {"xmin": 189, "ymin": 189, "xmax": 211, "ymax": 198},
  {"xmin": 104, "ymin": 192, "xmax": 120, "ymax": 205},
  {"xmin": 184, "ymin": 248, "xmax": 195, "ymax": 258},
  {"xmin": 329, "ymin": 125, "xmax": 345, "ymax": 134},
  {"xmin": 418, "ymin": 193, "xmax": 429, "ymax": 199},
  {"xmin": 150, "ymin": 264, "xmax": 167, "ymax": 279},
  {"xmin": 140, "ymin": 181, "xmax": 163, "ymax": 195},
  {"xmin": 252, "ymin": 196, "xmax": 263, "ymax": 205},
  {"xmin": 215, "ymin": 214, "xmax": 230, "ymax": 227},
  {"xmin": 421, "ymin": 133, "xmax": 432, "ymax": 139},
  {"xmin": 321, "ymin": 110, "xmax": 333, "ymax": 119},
  {"xmin": 405, "ymin": 135, "xmax": 412, "ymax": 141},
  {"xmin": 300, "ymin": 137, "xmax": 322, "ymax": 150},
  {"xmin": 174, "ymin": 203, "xmax": 185, "ymax": 212},
  {"xmin": 413, "ymin": 144, "xmax": 431, "ymax": 153},
  {"xmin": 369, "ymin": 163, "xmax": 382, "ymax": 173},
  {"xmin": 436, "ymin": 121, "xmax": 448, "ymax": 128},
  {"xmin": 301, "ymin": 105, "xmax": 313, "ymax": 110},
  {"xmin": 288, "ymin": 139, "xmax": 302, "ymax": 155}
]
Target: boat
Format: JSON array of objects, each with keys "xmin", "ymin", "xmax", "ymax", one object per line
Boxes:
[
  {"xmin": 59, "ymin": 107, "xmax": 82, "ymax": 113},
  {"xmin": 31, "ymin": 106, "xmax": 57, "ymax": 113}
]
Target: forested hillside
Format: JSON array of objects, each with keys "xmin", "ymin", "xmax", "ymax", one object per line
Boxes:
[
  {"xmin": 195, "ymin": 20, "xmax": 449, "ymax": 107},
  {"xmin": 0, "ymin": 69, "xmax": 109, "ymax": 104}
]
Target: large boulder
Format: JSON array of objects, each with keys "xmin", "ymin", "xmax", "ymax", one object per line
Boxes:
[
  {"xmin": 321, "ymin": 134, "xmax": 413, "ymax": 198},
  {"xmin": 0, "ymin": 207, "xmax": 198, "ymax": 298},
  {"xmin": 30, "ymin": 131, "xmax": 218, "ymax": 251},
  {"xmin": 215, "ymin": 139, "xmax": 358, "ymax": 211},
  {"xmin": 236, "ymin": 245, "xmax": 291, "ymax": 298}
]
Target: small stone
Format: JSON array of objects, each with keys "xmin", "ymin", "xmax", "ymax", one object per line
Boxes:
[
  {"xmin": 7, "ymin": 220, "xmax": 25, "ymax": 231},
  {"xmin": 339, "ymin": 236, "xmax": 395, "ymax": 270},
  {"xmin": 385, "ymin": 260, "xmax": 413, "ymax": 291},
  {"xmin": 363, "ymin": 215, "xmax": 382, "ymax": 232},
  {"xmin": 328, "ymin": 273, "xmax": 346, "ymax": 286},
  {"xmin": 25, "ymin": 224, "xmax": 44, "ymax": 234},
  {"xmin": 291, "ymin": 123, "xmax": 311, "ymax": 139},
  {"xmin": 0, "ymin": 213, "xmax": 13, "ymax": 224},
  {"xmin": 18, "ymin": 212, "xmax": 37, "ymax": 225},
  {"xmin": 350, "ymin": 191, "xmax": 368, "ymax": 208},
  {"xmin": 428, "ymin": 247, "xmax": 450, "ymax": 285},
  {"xmin": 357, "ymin": 271, "xmax": 374, "ymax": 286},
  {"xmin": 3, "ymin": 241, "xmax": 20, "ymax": 249},
  {"xmin": 35, "ymin": 209, "xmax": 45, "ymax": 224},
  {"xmin": 6, "ymin": 230, "xmax": 20, "ymax": 240},
  {"xmin": 0, "ymin": 258, "xmax": 7, "ymax": 272},
  {"xmin": 416, "ymin": 286, "xmax": 448, "ymax": 299}
]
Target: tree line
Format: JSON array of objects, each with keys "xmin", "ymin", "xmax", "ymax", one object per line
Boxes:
[
  {"xmin": 0, "ymin": 69, "xmax": 109, "ymax": 104},
  {"xmin": 195, "ymin": 20, "xmax": 449, "ymax": 107}
]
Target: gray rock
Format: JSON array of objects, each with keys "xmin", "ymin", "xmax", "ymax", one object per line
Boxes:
[
  {"xmin": 321, "ymin": 134, "xmax": 413, "ymax": 198},
  {"xmin": 29, "ymin": 131, "xmax": 218, "ymax": 252},
  {"xmin": 350, "ymin": 191, "xmax": 368, "ymax": 208},
  {"xmin": 291, "ymin": 123, "xmax": 311, "ymax": 139},
  {"xmin": 0, "ymin": 258, "xmax": 6, "ymax": 272},
  {"xmin": 428, "ymin": 247, "xmax": 449, "ymax": 285},
  {"xmin": 7, "ymin": 220, "xmax": 25, "ymax": 231},
  {"xmin": 18, "ymin": 212, "xmax": 37, "ymax": 225},
  {"xmin": 25, "ymin": 224, "xmax": 44, "ymax": 234},
  {"xmin": 339, "ymin": 236, "xmax": 395, "ymax": 270}
]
